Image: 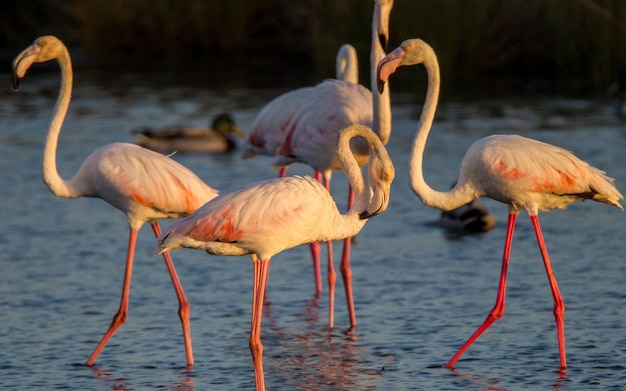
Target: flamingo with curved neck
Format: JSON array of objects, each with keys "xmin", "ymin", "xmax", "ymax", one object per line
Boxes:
[
  {"xmin": 378, "ymin": 37, "xmax": 623, "ymax": 369},
  {"xmin": 12, "ymin": 35, "xmax": 220, "ymax": 367},
  {"xmin": 155, "ymin": 123, "xmax": 395, "ymax": 391},
  {"xmin": 241, "ymin": 43, "xmax": 359, "ymax": 299},
  {"xmin": 336, "ymin": 43, "xmax": 359, "ymax": 84},
  {"xmin": 270, "ymin": 0, "xmax": 394, "ymax": 330}
]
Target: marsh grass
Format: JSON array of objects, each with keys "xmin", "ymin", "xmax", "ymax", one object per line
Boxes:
[{"xmin": 5, "ymin": 0, "xmax": 626, "ymax": 94}]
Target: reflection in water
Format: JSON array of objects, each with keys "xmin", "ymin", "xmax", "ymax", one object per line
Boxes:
[
  {"xmin": 91, "ymin": 366, "xmax": 195, "ymax": 390},
  {"xmin": 552, "ymin": 368, "xmax": 569, "ymax": 391},
  {"xmin": 446, "ymin": 364, "xmax": 569, "ymax": 391},
  {"xmin": 169, "ymin": 373, "xmax": 195, "ymax": 391},
  {"xmin": 447, "ymin": 368, "xmax": 507, "ymax": 391},
  {"xmin": 91, "ymin": 366, "xmax": 133, "ymax": 391},
  {"xmin": 274, "ymin": 330, "xmax": 374, "ymax": 390},
  {"xmin": 2, "ymin": 75, "xmax": 625, "ymax": 390},
  {"xmin": 260, "ymin": 297, "xmax": 382, "ymax": 391}
]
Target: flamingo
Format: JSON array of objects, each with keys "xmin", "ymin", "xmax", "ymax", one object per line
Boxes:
[
  {"xmin": 270, "ymin": 0, "xmax": 394, "ymax": 330},
  {"xmin": 131, "ymin": 112, "xmax": 244, "ymax": 154},
  {"xmin": 12, "ymin": 35, "xmax": 219, "ymax": 367},
  {"xmin": 154, "ymin": 123, "xmax": 395, "ymax": 391},
  {"xmin": 243, "ymin": 87, "xmax": 314, "ymax": 166},
  {"xmin": 336, "ymin": 43, "xmax": 360, "ymax": 84},
  {"xmin": 377, "ymin": 38, "xmax": 624, "ymax": 369},
  {"xmin": 242, "ymin": 43, "xmax": 360, "ymax": 297},
  {"xmin": 242, "ymin": 42, "xmax": 359, "ymax": 168}
]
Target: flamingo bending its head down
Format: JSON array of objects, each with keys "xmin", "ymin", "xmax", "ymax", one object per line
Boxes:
[
  {"xmin": 12, "ymin": 35, "xmax": 219, "ymax": 367},
  {"xmin": 241, "ymin": 42, "xmax": 362, "ymax": 299},
  {"xmin": 154, "ymin": 123, "xmax": 395, "ymax": 391},
  {"xmin": 269, "ymin": 0, "xmax": 394, "ymax": 330},
  {"xmin": 377, "ymin": 37, "xmax": 623, "ymax": 369}
]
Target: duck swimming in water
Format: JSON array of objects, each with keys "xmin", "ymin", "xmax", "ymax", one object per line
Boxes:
[
  {"xmin": 132, "ymin": 112, "xmax": 244, "ymax": 154},
  {"xmin": 438, "ymin": 198, "xmax": 496, "ymax": 234},
  {"xmin": 437, "ymin": 182, "xmax": 496, "ymax": 234}
]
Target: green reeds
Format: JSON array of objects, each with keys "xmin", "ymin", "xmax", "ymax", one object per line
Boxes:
[{"xmin": 5, "ymin": 0, "xmax": 626, "ymax": 94}]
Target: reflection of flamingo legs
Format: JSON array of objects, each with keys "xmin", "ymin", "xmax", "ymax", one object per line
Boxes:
[
  {"xmin": 13, "ymin": 35, "xmax": 219, "ymax": 367},
  {"xmin": 378, "ymin": 37, "xmax": 623, "ymax": 369}
]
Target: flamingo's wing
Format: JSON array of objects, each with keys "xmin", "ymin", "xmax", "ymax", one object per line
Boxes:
[
  {"xmin": 467, "ymin": 135, "xmax": 623, "ymax": 209},
  {"xmin": 84, "ymin": 143, "xmax": 218, "ymax": 216},
  {"xmin": 244, "ymin": 87, "xmax": 315, "ymax": 157},
  {"xmin": 273, "ymin": 80, "xmax": 373, "ymax": 171},
  {"xmin": 161, "ymin": 176, "xmax": 336, "ymax": 253}
]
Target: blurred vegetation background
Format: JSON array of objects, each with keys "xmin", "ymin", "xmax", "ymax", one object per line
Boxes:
[{"xmin": 3, "ymin": 0, "xmax": 626, "ymax": 96}]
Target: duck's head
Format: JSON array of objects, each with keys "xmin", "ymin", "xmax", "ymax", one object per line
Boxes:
[{"xmin": 212, "ymin": 113, "xmax": 244, "ymax": 138}]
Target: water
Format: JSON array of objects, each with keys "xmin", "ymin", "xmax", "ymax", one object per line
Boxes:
[{"xmin": 1, "ymin": 72, "xmax": 626, "ymax": 390}]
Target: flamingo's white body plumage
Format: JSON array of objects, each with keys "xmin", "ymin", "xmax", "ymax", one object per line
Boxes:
[
  {"xmin": 155, "ymin": 123, "xmax": 395, "ymax": 391},
  {"xmin": 377, "ymin": 37, "xmax": 623, "ymax": 370},
  {"xmin": 12, "ymin": 35, "xmax": 219, "ymax": 367}
]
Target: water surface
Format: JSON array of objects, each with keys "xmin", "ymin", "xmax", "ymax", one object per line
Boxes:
[{"xmin": 1, "ymin": 73, "xmax": 625, "ymax": 390}]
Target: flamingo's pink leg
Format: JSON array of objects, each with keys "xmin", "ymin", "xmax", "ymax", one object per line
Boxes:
[
  {"xmin": 151, "ymin": 222, "xmax": 194, "ymax": 367},
  {"xmin": 321, "ymin": 173, "xmax": 336, "ymax": 329},
  {"xmin": 341, "ymin": 185, "xmax": 356, "ymax": 328},
  {"xmin": 278, "ymin": 166, "xmax": 287, "ymax": 178},
  {"xmin": 282, "ymin": 167, "xmax": 322, "ymax": 296},
  {"xmin": 530, "ymin": 215, "xmax": 567, "ymax": 369},
  {"xmin": 86, "ymin": 228, "xmax": 138, "ymax": 366},
  {"xmin": 250, "ymin": 258, "xmax": 271, "ymax": 391},
  {"xmin": 446, "ymin": 213, "xmax": 518, "ymax": 368}
]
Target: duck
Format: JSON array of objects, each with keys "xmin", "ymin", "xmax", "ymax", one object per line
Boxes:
[
  {"xmin": 437, "ymin": 183, "xmax": 496, "ymax": 234},
  {"xmin": 438, "ymin": 198, "xmax": 496, "ymax": 234},
  {"xmin": 131, "ymin": 112, "xmax": 244, "ymax": 154}
]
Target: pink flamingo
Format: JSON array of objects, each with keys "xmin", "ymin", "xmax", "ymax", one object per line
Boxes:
[
  {"xmin": 377, "ymin": 38, "xmax": 623, "ymax": 369},
  {"xmin": 270, "ymin": 0, "xmax": 394, "ymax": 330},
  {"xmin": 154, "ymin": 123, "xmax": 395, "ymax": 391},
  {"xmin": 12, "ymin": 35, "xmax": 219, "ymax": 367},
  {"xmin": 335, "ymin": 43, "xmax": 360, "ymax": 84},
  {"xmin": 243, "ymin": 42, "xmax": 360, "ymax": 163},
  {"xmin": 242, "ymin": 43, "xmax": 360, "ymax": 296}
]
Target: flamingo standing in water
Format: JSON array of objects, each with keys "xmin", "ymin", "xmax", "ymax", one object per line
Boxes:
[
  {"xmin": 377, "ymin": 38, "xmax": 623, "ymax": 369},
  {"xmin": 243, "ymin": 43, "xmax": 361, "ymax": 297},
  {"xmin": 243, "ymin": 42, "xmax": 360, "ymax": 162},
  {"xmin": 12, "ymin": 35, "xmax": 219, "ymax": 367},
  {"xmin": 270, "ymin": 0, "xmax": 394, "ymax": 329},
  {"xmin": 154, "ymin": 123, "xmax": 395, "ymax": 391}
]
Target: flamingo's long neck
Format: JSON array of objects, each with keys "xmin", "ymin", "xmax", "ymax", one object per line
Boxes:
[
  {"xmin": 335, "ymin": 124, "xmax": 393, "ymax": 234},
  {"xmin": 408, "ymin": 47, "xmax": 473, "ymax": 210},
  {"xmin": 337, "ymin": 127, "xmax": 370, "ymax": 218},
  {"xmin": 371, "ymin": 0, "xmax": 392, "ymax": 145},
  {"xmin": 43, "ymin": 47, "xmax": 77, "ymax": 198},
  {"xmin": 336, "ymin": 44, "xmax": 359, "ymax": 84}
]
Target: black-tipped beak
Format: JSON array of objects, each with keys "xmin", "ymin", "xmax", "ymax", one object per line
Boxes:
[
  {"xmin": 12, "ymin": 72, "xmax": 21, "ymax": 90},
  {"xmin": 376, "ymin": 59, "xmax": 386, "ymax": 93},
  {"xmin": 359, "ymin": 203, "xmax": 384, "ymax": 220},
  {"xmin": 377, "ymin": 76, "xmax": 386, "ymax": 94},
  {"xmin": 359, "ymin": 210, "xmax": 374, "ymax": 219},
  {"xmin": 378, "ymin": 33, "xmax": 388, "ymax": 52},
  {"xmin": 12, "ymin": 51, "xmax": 29, "ymax": 90}
]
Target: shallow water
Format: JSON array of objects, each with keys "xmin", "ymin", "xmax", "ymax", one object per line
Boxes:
[{"xmin": 1, "ymin": 73, "xmax": 625, "ymax": 390}]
